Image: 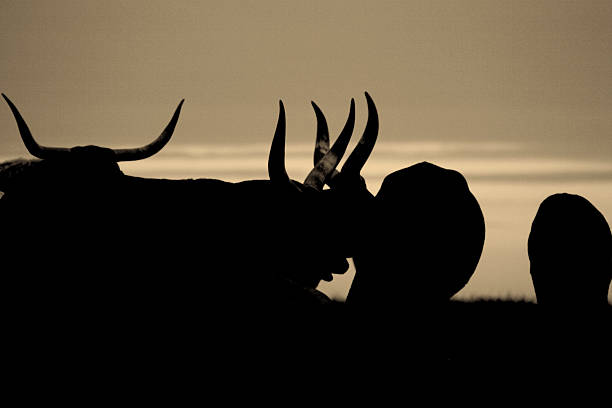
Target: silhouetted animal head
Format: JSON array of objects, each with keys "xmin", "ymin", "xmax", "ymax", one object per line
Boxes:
[
  {"xmin": 306, "ymin": 92, "xmax": 380, "ymax": 255},
  {"xmin": 309, "ymin": 95, "xmax": 485, "ymax": 306},
  {"xmin": 262, "ymin": 96, "xmax": 370, "ymax": 289},
  {"xmin": 528, "ymin": 193, "xmax": 612, "ymax": 307},
  {"xmin": 0, "ymin": 93, "xmax": 183, "ymax": 197}
]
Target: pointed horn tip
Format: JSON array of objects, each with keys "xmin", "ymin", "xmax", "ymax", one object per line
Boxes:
[
  {"xmin": 277, "ymin": 100, "xmax": 286, "ymax": 122},
  {"xmin": 346, "ymin": 99, "xmax": 356, "ymax": 120},
  {"xmin": 311, "ymin": 101, "xmax": 324, "ymax": 117},
  {"xmin": 364, "ymin": 92, "xmax": 378, "ymax": 116},
  {"xmin": 274, "ymin": 100, "xmax": 286, "ymax": 129}
]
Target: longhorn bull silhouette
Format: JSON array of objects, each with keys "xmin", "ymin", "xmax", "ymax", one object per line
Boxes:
[{"xmin": 0, "ymin": 93, "xmax": 379, "ymax": 313}]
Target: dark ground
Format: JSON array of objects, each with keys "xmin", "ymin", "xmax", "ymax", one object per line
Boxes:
[{"xmin": 4, "ymin": 297, "xmax": 610, "ymax": 402}]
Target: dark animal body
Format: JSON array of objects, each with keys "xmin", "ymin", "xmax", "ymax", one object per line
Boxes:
[
  {"xmin": 0, "ymin": 94, "xmax": 379, "ymax": 322},
  {"xmin": 0, "ymin": 94, "xmax": 384, "ymax": 388},
  {"xmin": 2, "ymin": 94, "xmax": 610, "ymax": 390}
]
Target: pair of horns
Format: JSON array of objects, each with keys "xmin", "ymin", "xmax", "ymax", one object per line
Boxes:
[
  {"xmin": 2, "ymin": 94, "xmax": 184, "ymax": 162},
  {"xmin": 268, "ymin": 92, "xmax": 378, "ymax": 191}
]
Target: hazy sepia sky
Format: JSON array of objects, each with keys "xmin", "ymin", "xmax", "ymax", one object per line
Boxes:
[{"xmin": 1, "ymin": 1, "xmax": 611, "ymax": 300}]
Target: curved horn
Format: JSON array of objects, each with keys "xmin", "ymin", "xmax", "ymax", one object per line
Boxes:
[
  {"xmin": 311, "ymin": 101, "xmax": 330, "ymax": 166},
  {"xmin": 2, "ymin": 94, "xmax": 70, "ymax": 159},
  {"xmin": 303, "ymin": 98, "xmax": 355, "ymax": 190},
  {"xmin": 113, "ymin": 99, "xmax": 184, "ymax": 162},
  {"xmin": 340, "ymin": 92, "xmax": 378, "ymax": 177},
  {"xmin": 268, "ymin": 100, "xmax": 294, "ymax": 187}
]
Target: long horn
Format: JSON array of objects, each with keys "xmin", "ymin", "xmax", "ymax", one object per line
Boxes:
[
  {"xmin": 303, "ymin": 98, "xmax": 355, "ymax": 190},
  {"xmin": 268, "ymin": 100, "xmax": 294, "ymax": 187},
  {"xmin": 340, "ymin": 92, "xmax": 378, "ymax": 177},
  {"xmin": 311, "ymin": 101, "xmax": 330, "ymax": 166},
  {"xmin": 113, "ymin": 99, "xmax": 184, "ymax": 162},
  {"xmin": 2, "ymin": 94, "xmax": 70, "ymax": 159}
]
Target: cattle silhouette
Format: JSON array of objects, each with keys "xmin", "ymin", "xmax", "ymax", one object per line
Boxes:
[
  {"xmin": 0, "ymin": 94, "xmax": 378, "ymax": 319},
  {"xmin": 3, "ymin": 94, "xmax": 609, "ymax": 381},
  {"xmin": 528, "ymin": 193, "xmax": 612, "ymax": 308},
  {"xmin": 308, "ymin": 95, "xmax": 485, "ymax": 309}
]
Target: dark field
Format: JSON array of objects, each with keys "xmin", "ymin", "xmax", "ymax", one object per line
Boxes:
[{"xmin": 5, "ymin": 296, "xmax": 609, "ymax": 401}]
